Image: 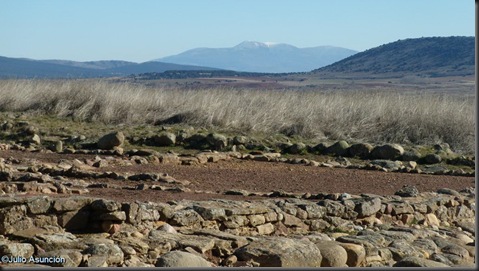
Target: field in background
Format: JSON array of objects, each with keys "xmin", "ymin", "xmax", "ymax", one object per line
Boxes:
[{"xmin": 0, "ymin": 79, "xmax": 475, "ymax": 154}]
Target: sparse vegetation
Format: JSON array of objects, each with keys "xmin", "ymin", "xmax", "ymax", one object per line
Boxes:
[
  {"xmin": 316, "ymin": 36, "xmax": 475, "ymax": 77},
  {"xmin": 0, "ymin": 79, "xmax": 474, "ymax": 153}
]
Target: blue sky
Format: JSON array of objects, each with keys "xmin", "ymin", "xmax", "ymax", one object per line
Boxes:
[{"xmin": 0, "ymin": 0, "xmax": 474, "ymax": 62}]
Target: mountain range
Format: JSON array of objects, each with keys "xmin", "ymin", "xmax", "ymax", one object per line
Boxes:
[
  {"xmin": 155, "ymin": 41, "xmax": 358, "ymax": 73},
  {"xmin": 0, "ymin": 57, "xmax": 218, "ymax": 79},
  {"xmin": 0, "ymin": 36, "xmax": 474, "ymax": 79}
]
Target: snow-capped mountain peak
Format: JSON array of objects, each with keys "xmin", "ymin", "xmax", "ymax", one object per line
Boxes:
[
  {"xmin": 263, "ymin": 41, "xmax": 280, "ymax": 47},
  {"xmin": 234, "ymin": 41, "xmax": 269, "ymax": 49},
  {"xmin": 154, "ymin": 41, "xmax": 358, "ymax": 73}
]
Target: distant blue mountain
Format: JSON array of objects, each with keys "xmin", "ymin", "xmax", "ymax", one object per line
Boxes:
[
  {"xmin": 154, "ymin": 41, "xmax": 358, "ymax": 73},
  {"xmin": 0, "ymin": 56, "xmax": 219, "ymax": 79}
]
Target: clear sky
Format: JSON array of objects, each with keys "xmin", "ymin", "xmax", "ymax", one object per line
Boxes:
[{"xmin": 0, "ymin": 0, "xmax": 474, "ymax": 62}]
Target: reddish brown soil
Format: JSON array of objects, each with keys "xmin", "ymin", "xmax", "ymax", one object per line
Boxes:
[{"xmin": 1, "ymin": 150, "xmax": 475, "ymax": 203}]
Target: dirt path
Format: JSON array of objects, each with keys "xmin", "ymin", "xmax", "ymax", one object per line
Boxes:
[{"xmin": 2, "ymin": 150, "xmax": 474, "ymax": 203}]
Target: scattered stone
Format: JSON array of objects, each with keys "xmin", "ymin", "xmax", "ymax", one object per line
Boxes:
[
  {"xmin": 422, "ymin": 154, "xmax": 442, "ymax": 164},
  {"xmin": 232, "ymin": 136, "xmax": 248, "ymax": 145},
  {"xmin": 370, "ymin": 144, "xmax": 404, "ymax": 160},
  {"xmin": 83, "ymin": 243, "xmax": 124, "ymax": 266},
  {"xmin": 256, "ymin": 223, "xmax": 275, "ymax": 235},
  {"xmin": 401, "ymin": 150, "xmax": 421, "ymax": 161},
  {"xmin": 447, "ymin": 156, "xmax": 475, "ymax": 167},
  {"xmin": 339, "ymin": 242, "xmax": 366, "ymax": 267},
  {"xmin": 224, "ymin": 189, "xmax": 250, "ymax": 196},
  {"xmin": 0, "ymin": 243, "xmax": 35, "ymax": 258},
  {"xmin": 32, "ymin": 232, "xmax": 82, "ymax": 251},
  {"xmin": 155, "ymin": 251, "xmax": 213, "ymax": 267},
  {"xmin": 91, "ymin": 199, "xmax": 121, "ymax": 212},
  {"xmin": 206, "ymin": 133, "xmax": 228, "ymax": 150},
  {"xmin": 314, "ymin": 240, "xmax": 348, "ymax": 267},
  {"xmin": 422, "ymin": 165, "xmax": 449, "ymax": 175},
  {"xmin": 422, "ymin": 213, "xmax": 440, "ymax": 227},
  {"xmin": 101, "ymin": 221, "xmax": 121, "ymax": 234},
  {"xmin": 157, "ymin": 223, "xmax": 177, "ymax": 234},
  {"xmin": 41, "ymin": 249, "xmax": 83, "ymax": 267},
  {"xmin": 393, "ymin": 256, "xmax": 450, "ymax": 267},
  {"xmin": 82, "ymin": 255, "xmax": 107, "ymax": 267},
  {"xmin": 54, "ymin": 140, "xmax": 63, "ymax": 153},
  {"xmin": 223, "ymin": 255, "xmax": 237, "ymax": 266},
  {"xmin": 436, "ymin": 188, "xmax": 461, "ymax": 197},
  {"xmin": 395, "ymin": 185, "xmax": 419, "ymax": 197},
  {"xmin": 313, "ymin": 142, "xmax": 331, "ymax": 154},
  {"xmin": 52, "ymin": 197, "xmax": 93, "ymax": 212},
  {"xmin": 27, "ymin": 134, "xmax": 41, "ymax": 145},
  {"xmin": 353, "ymin": 197, "xmax": 382, "ymax": 218},
  {"xmin": 170, "ymin": 209, "xmax": 204, "ymax": 227},
  {"xmin": 348, "ymin": 143, "xmax": 373, "ymax": 158},
  {"xmin": 154, "ymin": 132, "xmax": 176, "ymax": 146},
  {"xmin": 369, "ymin": 160, "xmax": 403, "ymax": 171},
  {"xmin": 97, "ymin": 131, "xmax": 125, "ymax": 150},
  {"xmin": 286, "ymin": 142, "xmax": 306, "ymax": 154},
  {"xmin": 235, "ymin": 237, "xmax": 322, "ymax": 267},
  {"xmin": 324, "ymin": 140, "xmax": 349, "ymax": 156}
]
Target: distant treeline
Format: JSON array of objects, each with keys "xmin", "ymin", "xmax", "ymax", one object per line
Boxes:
[{"xmin": 131, "ymin": 70, "xmax": 298, "ymax": 80}]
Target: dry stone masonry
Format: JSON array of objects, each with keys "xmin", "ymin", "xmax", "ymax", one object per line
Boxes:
[
  {"xmin": 0, "ymin": 127, "xmax": 476, "ymax": 267},
  {"xmin": 0, "ymin": 187, "xmax": 475, "ymax": 267}
]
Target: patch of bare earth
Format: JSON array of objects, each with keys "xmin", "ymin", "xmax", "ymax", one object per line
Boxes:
[{"xmin": 2, "ymin": 150, "xmax": 474, "ymax": 203}]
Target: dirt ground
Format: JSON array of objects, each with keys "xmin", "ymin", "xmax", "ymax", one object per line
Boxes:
[{"xmin": 2, "ymin": 150, "xmax": 475, "ymax": 203}]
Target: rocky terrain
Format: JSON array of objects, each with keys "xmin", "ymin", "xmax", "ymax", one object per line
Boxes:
[
  {"xmin": 0, "ymin": 183, "xmax": 475, "ymax": 267},
  {"xmin": 0, "ymin": 122, "xmax": 476, "ymax": 267}
]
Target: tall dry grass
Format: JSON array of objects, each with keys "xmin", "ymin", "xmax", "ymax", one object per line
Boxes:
[{"xmin": 0, "ymin": 79, "xmax": 474, "ymax": 153}]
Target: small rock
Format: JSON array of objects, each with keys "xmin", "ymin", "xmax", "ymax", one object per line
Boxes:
[
  {"xmin": 314, "ymin": 240, "xmax": 348, "ymax": 267},
  {"xmin": 436, "ymin": 188, "xmax": 461, "ymax": 197},
  {"xmin": 155, "ymin": 251, "xmax": 213, "ymax": 267},
  {"xmin": 370, "ymin": 160, "xmax": 403, "ymax": 171},
  {"xmin": 370, "ymin": 144, "xmax": 404, "ymax": 160},
  {"xmin": 206, "ymin": 133, "xmax": 228, "ymax": 150},
  {"xmin": 101, "ymin": 221, "xmax": 121, "ymax": 234},
  {"xmin": 401, "ymin": 150, "xmax": 421, "ymax": 161},
  {"xmin": 157, "ymin": 223, "xmax": 177, "ymax": 234},
  {"xmin": 30, "ymin": 134, "xmax": 41, "ymax": 145},
  {"xmin": 313, "ymin": 142, "xmax": 331, "ymax": 153},
  {"xmin": 256, "ymin": 223, "xmax": 275, "ymax": 235},
  {"xmin": 422, "ymin": 213, "xmax": 440, "ymax": 227},
  {"xmin": 348, "ymin": 143, "xmax": 373, "ymax": 158},
  {"xmin": 324, "ymin": 140, "xmax": 349, "ymax": 156},
  {"xmin": 235, "ymin": 237, "xmax": 322, "ymax": 267},
  {"xmin": 395, "ymin": 185, "xmax": 419, "ymax": 197},
  {"xmin": 393, "ymin": 256, "xmax": 449, "ymax": 267},
  {"xmin": 99, "ymin": 211, "xmax": 126, "ymax": 221},
  {"xmin": 154, "ymin": 132, "xmax": 176, "ymax": 146},
  {"xmin": 97, "ymin": 131, "xmax": 125, "ymax": 150},
  {"xmin": 0, "ymin": 243, "xmax": 35, "ymax": 258},
  {"xmin": 422, "ymin": 153, "xmax": 442, "ymax": 164},
  {"xmin": 223, "ymin": 255, "xmax": 237, "ymax": 266},
  {"xmin": 286, "ymin": 142, "xmax": 307, "ymax": 154},
  {"xmin": 339, "ymin": 243, "xmax": 366, "ymax": 267},
  {"xmin": 85, "ymin": 255, "xmax": 109, "ymax": 267}
]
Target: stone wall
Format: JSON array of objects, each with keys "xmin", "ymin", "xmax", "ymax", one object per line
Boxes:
[{"xmin": 0, "ymin": 188, "xmax": 475, "ymax": 267}]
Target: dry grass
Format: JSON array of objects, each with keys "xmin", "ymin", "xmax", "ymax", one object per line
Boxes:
[{"xmin": 0, "ymin": 79, "xmax": 474, "ymax": 153}]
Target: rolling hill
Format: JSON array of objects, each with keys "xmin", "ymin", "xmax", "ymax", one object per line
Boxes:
[
  {"xmin": 154, "ymin": 41, "xmax": 358, "ymax": 73},
  {"xmin": 314, "ymin": 36, "xmax": 474, "ymax": 77},
  {"xmin": 0, "ymin": 57, "xmax": 219, "ymax": 79}
]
